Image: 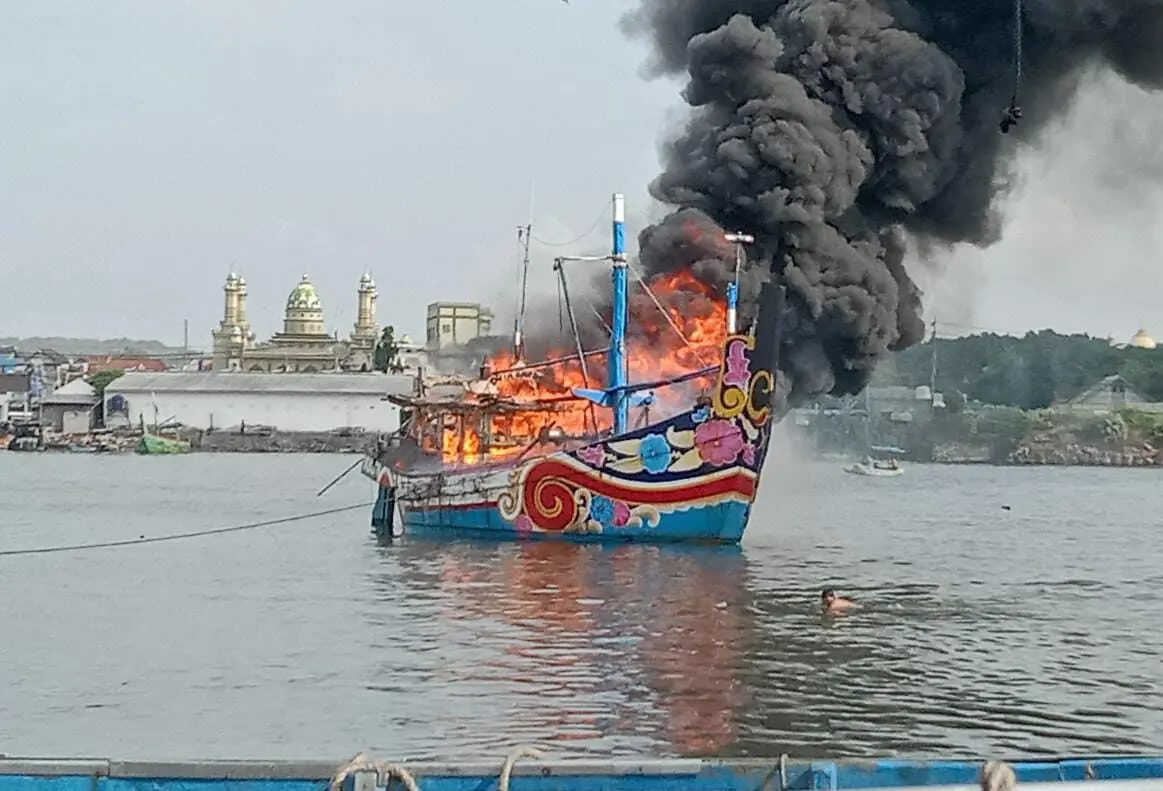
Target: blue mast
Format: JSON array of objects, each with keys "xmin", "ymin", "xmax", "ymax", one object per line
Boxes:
[{"xmin": 609, "ymin": 193, "xmax": 629, "ymax": 434}]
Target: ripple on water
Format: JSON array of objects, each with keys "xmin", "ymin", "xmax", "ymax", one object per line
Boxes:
[{"xmin": 0, "ymin": 455, "xmax": 1161, "ymax": 759}]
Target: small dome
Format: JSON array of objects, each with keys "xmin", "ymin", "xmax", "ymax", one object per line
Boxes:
[
  {"xmin": 286, "ymin": 274, "xmax": 322, "ymax": 311},
  {"xmin": 360, "ymin": 272, "xmax": 375, "ymax": 286},
  {"xmin": 1131, "ymin": 328, "xmax": 1156, "ymax": 349}
]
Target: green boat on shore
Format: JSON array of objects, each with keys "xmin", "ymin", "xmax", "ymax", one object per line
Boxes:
[{"xmin": 135, "ymin": 433, "xmax": 191, "ymax": 455}]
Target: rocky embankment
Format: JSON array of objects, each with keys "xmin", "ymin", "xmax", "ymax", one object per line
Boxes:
[
  {"xmin": 931, "ymin": 442, "xmax": 994, "ymax": 464},
  {"xmin": 1008, "ymin": 442, "xmax": 1163, "ymax": 466},
  {"xmin": 185, "ymin": 430, "xmax": 373, "ymax": 454}
]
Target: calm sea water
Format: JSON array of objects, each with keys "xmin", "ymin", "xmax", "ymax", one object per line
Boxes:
[{"xmin": 1, "ymin": 444, "xmax": 1161, "ymax": 761}]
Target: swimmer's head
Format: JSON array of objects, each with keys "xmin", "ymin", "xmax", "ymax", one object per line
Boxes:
[{"xmin": 821, "ymin": 588, "xmax": 835, "ymax": 604}]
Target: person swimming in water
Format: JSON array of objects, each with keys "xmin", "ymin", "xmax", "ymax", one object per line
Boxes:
[{"xmin": 821, "ymin": 588, "xmax": 859, "ymax": 615}]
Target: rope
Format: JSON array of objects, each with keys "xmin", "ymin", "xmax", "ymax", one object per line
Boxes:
[
  {"xmin": 980, "ymin": 761, "xmax": 1017, "ymax": 791},
  {"xmin": 330, "ymin": 753, "xmax": 421, "ymax": 791},
  {"xmin": 498, "ymin": 747, "xmax": 544, "ymax": 791},
  {"xmin": 329, "ymin": 746, "xmax": 543, "ymax": 791},
  {"xmin": 531, "ymin": 198, "xmax": 613, "ymax": 247},
  {"xmin": 1012, "ymin": 0, "xmax": 1022, "ymax": 102},
  {"xmin": 0, "ymin": 501, "xmax": 373, "ymax": 557}
]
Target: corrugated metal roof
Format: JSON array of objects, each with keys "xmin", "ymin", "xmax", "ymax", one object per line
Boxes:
[
  {"xmin": 108, "ymin": 371, "xmax": 417, "ymax": 396},
  {"xmin": 0, "ymin": 372, "xmax": 29, "ymax": 393}
]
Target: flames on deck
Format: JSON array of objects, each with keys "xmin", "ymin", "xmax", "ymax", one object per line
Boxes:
[{"xmin": 422, "ymin": 268, "xmax": 730, "ymax": 466}]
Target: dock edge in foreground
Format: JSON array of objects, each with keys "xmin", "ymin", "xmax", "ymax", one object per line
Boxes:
[{"xmin": 1, "ymin": 756, "xmax": 1163, "ymax": 790}]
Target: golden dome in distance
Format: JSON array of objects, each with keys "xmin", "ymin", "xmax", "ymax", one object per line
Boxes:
[
  {"xmin": 286, "ymin": 274, "xmax": 322, "ymax": 311},
  {"xmin": 1131, "ymin": 328, "xmax": 1156, "ymax": 349}
]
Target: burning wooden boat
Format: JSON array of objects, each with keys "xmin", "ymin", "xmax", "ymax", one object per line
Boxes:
[{"xmin": 360, "ymin": 193, "xmax": 784, "ymax": 543}]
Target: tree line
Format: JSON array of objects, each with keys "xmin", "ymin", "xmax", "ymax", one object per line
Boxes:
[{"xmin": 872, "ymin": 330, "xmax": 1163, "ymax": 410}]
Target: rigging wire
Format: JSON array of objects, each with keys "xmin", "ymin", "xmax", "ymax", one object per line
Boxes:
[
  {"xmin": 627, "ymin": 264, "xmax": 715, "ymax": 367},
  {"xmin": 0, "ymin": 501, "xmax": 373, "ymax": 558},
  {"xmin": 530, "ymin": 197, "xmax": 613, "ymax": 247},
  {"xmin": 554, "ymin": 258, "xmax": 600, "ymax": 434}
]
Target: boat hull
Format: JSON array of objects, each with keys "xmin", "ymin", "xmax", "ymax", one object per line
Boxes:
[
  {"xmin": 843, "ymin": 463, "xmax": 902, "ymax": 478},
  {"xmin": 365, "ymin": 456, "xmax": 757, "ymax": 544}
]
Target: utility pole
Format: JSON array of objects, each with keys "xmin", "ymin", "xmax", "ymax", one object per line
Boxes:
[{"xmin": 183, "ymin": 319, "xmax": 189, "ymax": 366}]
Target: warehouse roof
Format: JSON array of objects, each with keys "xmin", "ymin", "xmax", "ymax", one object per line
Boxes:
[{"xmin": 108, "ymin": 371, "xmax": 417, "ymax": 397}]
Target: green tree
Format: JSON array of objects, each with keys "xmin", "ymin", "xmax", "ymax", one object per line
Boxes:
[
  {"xmin": 374, "ymin": 326, "xmax": 404, "ymax": 373},
  {"xmin": 86, "ymin": 369, "xmax": 125, "ymax": 395}
]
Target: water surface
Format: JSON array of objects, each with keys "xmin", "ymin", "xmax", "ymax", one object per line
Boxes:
[{"xmin": 1, "ymin": 450, "xmax": 1160, "ymax": 760}]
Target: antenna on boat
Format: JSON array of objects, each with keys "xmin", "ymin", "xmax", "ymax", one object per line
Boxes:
[
  {"xmin": 723, "ymin": 232, "xmax": 755, "ymax": 334},
  {"xmin": 513, "ymin": 184, "xmax": 535, "ymax": 363}
]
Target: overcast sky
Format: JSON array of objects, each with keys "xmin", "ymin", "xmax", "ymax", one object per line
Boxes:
[{"xmin": 4, "ymin": 2, "xmax": 1163, "ymax": 349}]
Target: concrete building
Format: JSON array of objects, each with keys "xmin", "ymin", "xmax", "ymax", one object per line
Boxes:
[
  {"xmin": 104, "ymin": 371, "xmax": 416, "ymax": 432},
  {"xmin": 426, "ymin": 302, "xmax": 493, "ymax": 350},
  {"xmin": 212, "ymin": 273, "xmax": 379, "ymax": 373},
  {"xmin": 40, "ymin": 378, "xmax": 99, "ymax": 434},
  {"xmin": 0, "ymin": 372, "xmax": 32, "ymax": 422}
]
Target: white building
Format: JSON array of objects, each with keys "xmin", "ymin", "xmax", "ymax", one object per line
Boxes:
[
  {"xmin": 426, "ymin": 302, "xmax": 493, "ymax": 350},
  {"xmin": 40, "ymin": 378, "xmax": 100, "ymax": 434},
  {"xmin": 105, "ymin": 372, "xmax": 416, "ymax": 432}
]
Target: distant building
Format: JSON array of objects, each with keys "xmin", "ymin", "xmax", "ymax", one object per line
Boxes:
[
  {"xmin": 1128, "ymin": 328, "xmax": 1157, "ymax": 350},
  {"xmin": 40, "ymin": 378, "xmax": 99, "ymax": 434},
  {"xmin": 426, "ymin": 302, "xmax": 493, "ymax": 350},
  {"xmin": 211, "ymin": 273, "xmax": 379, "ymax": 373},
  {"xmin": 0, "ymin": 372, "xmax": 30, "ymax": 423},
  {"xmin": 0, "ymin": 347, "xmax": 17, "ymax": 374},
  {"xmin": 104, "ymin": 371, "xmax": 416, "ymax": 432},
  {"xmin": 86, "ymin": 355, "xmax": 168, "ymax": 374},
  {"xmin": 1061, "ymin": 374, "xmax": 1163, "ymax": 413},
  {"xmin": 395, "ymin": 334, "xmax": 429, "ymax": 374},
  {"xmin": 865, "ymin": 384, "xmax": 944, "ymax": 423}
]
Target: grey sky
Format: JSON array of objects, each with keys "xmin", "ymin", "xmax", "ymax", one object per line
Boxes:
[{"xmin": 3, "ymin": 2, "xmax": 1162, "ymax": 349}]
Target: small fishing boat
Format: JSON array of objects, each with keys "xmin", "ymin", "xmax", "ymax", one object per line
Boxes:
[
  {"xmin": 361, "ymin": 193, "xmax": 784, "ymax": 544},
  {"xmin": 844, "ymin": 446, "xmax": 905, "ymax": 477},
  {"xmin": 136, "ymin": 432, "xmax": 191, "ymax": 455},
  {"xmin": 2, "ymin": 753, "xmax": 1161, "ymax": 791},
  {"xmin": 844, "ymin": 458, "xmax": 903, "ymax": 477}
]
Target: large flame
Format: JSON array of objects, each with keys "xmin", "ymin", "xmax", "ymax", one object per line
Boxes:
[{"xmin": 435, "ymin": 269, "xmax": 729, "ymax": 465}]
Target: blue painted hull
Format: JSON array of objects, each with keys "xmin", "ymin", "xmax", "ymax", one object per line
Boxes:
[
  {"xmin": 377, "ymin": 492, "xmax": 751, "ymax": 544},
  {"xmin": 2, "ymin": 756, "xmax": 1162, "ymax": 791}
]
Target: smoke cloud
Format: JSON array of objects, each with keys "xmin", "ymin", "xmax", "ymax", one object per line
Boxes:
[{"xmin": 619, "ymin": 0, "xmax": 1163, "ymax": 403}]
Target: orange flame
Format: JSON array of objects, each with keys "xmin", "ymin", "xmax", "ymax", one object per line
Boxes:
[{"xmin": 436, "ymin": 270, "xmax": 729, "ymax": 465}]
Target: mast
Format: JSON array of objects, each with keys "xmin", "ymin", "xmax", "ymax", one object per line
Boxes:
[
  {"xmin": 610, "ymin": 193, "xmax": 629, "ymax": 434},
  {"xmin": 513, "ymin": 186, "xmax": 535, "ymax": 363}
]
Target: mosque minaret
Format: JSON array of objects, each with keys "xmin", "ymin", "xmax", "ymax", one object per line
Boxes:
[{"xmin": 211, "ymin": 273, "xmax": 378, "ymax": 372}]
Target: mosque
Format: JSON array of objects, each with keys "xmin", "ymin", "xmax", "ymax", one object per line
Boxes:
[
  {"xmin": 211, "ymin": 273, "xmax": 379, "ymax": 372},
  {"xmin": 1128, "ymin": 328, "xmax": 1157, "ymax": 350}
]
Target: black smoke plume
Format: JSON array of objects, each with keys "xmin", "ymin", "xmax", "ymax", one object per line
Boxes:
[{"xmin": 619, "ymin": 0, "xmax": 1163, "ymax": 404}]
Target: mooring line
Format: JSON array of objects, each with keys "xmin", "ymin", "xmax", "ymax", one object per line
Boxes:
[{"xmin": 0, "ymin": 501, "xmax": 373, "ymax": 557}]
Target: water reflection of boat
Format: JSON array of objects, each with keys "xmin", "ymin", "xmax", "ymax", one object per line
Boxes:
[{"xmin": 400, "ymin": 539, "xmax": 753, "ymax": 756}]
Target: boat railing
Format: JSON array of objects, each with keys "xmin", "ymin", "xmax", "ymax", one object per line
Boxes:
[{"xmin": 2, "ymin": 755, "xmax": 1161, "ymax": 790}]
